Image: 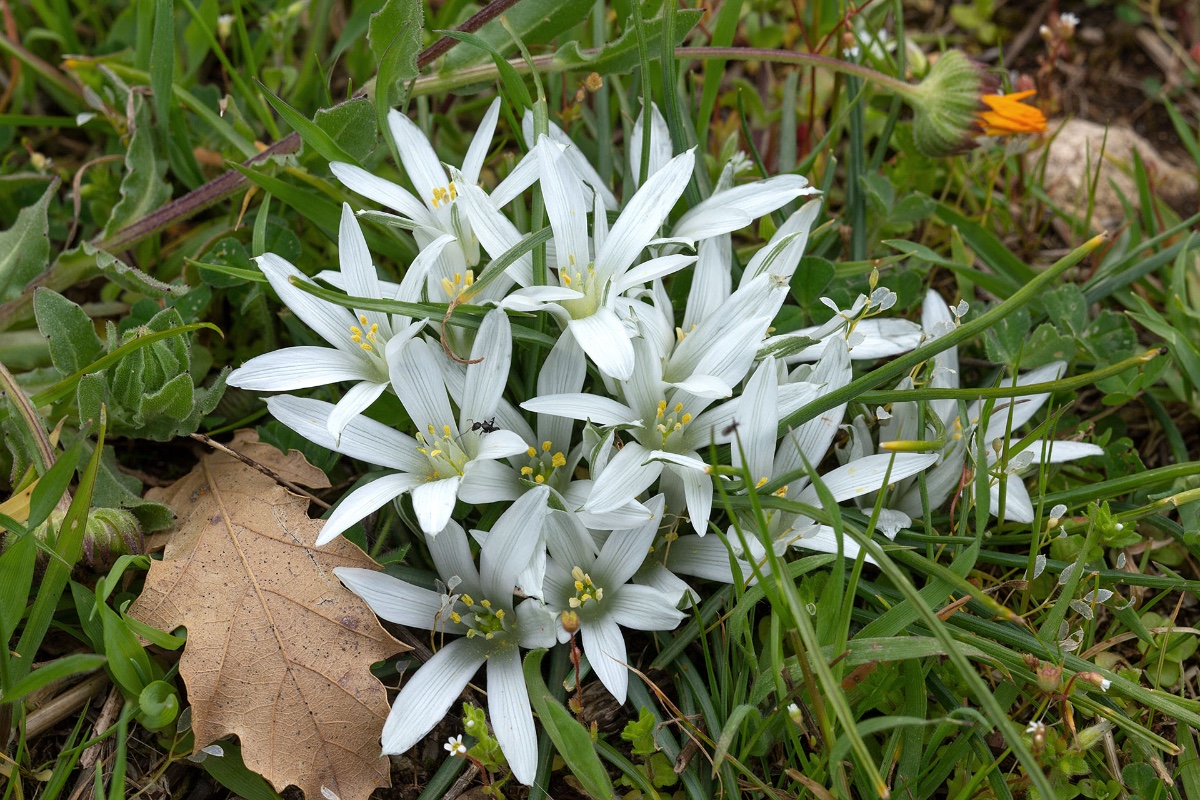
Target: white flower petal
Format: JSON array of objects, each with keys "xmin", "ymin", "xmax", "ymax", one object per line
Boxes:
[
  {"xmin": 471, "ymin": 429, "xmax": 530, "ymax": 461},
  {"xmin": 338, "ymin": 203, "xmax": 388, "ymax": 331},
  {"xmin": 1028, "ymin": 440, "xmax": 1104, "ymax": 464},
  {"xmin": 425, "ymin": 520, "xmax": 481, "ymax": 598},
  {"xmin": 458, "ymin": 460, "xmax": 522, "ymax": 504},
  {"xmin": 381, "ymin": 637, "xmax": 487, "ymax": 753},
  {"xmin": 628, "ymin": 102, "xmax": 673, "ymax": 189},
  {"xmin": 330, "ymin": 162, "xmax": 432, "ymax": 225},
  {"xmin": 412, "ymin": 476, "xmax": 463, "ymax": 535},
  {"xmin": 614, "ymin": 254, "xmax": 696, "ymax": 295},
  {"xmin": 672, "ymin": 175, "xmax": 819, "ymax": 240},
  {"xmin": 454, "ymin": 182, "xmax": 533, "ymax": 286},
  {"xmin": 390, "ymin": 338, "xmax": 456, "ymax": 436},
  {"xmin": 740, "ymin": 199, "xmax": 822, "ymax": 285},
  {"xmin": 583, "ymin": 441, "xmax": 663, "ymax": 514},
  {"xmin": 257, "ymin": 254, "xmax": 359, "ymax": 353},
  {"xmin": 480, "ymin": 486, "xmax": 549, "ymax": 603},
  {"xmin": 595, "ymin": 149, "xmax": 695, "ymax": 284},
  {"xmin": 266, "ymin": 395, "xmax": 424, "ymax": 472},
  {"xmin": 326, "ymin": 380, "xmax": 388, "ymax": 441},
  {"xmin": 461, "ymin": 308, "xmax": 512, "ymax": 428},
  {"xmin": 387, "ymin": 109, "xmax": 448, "ymax": 211},
  {"xmin": 544, "ymin": 509, "xmax": 599, "ymax": 574},
  {"xmin": 568, "ymin": 309, "xmax": 635, "ymax": 380},
  {"xmin": 491, "ymin": 150, "xmax": 539, "ymax": 208},
  {"xmin": 994, "ymin": 473, "xmax": 1035, "ymax": 523},
  {"xmin": 318, "ymin": 472, "xmax": 426, "ymax": 545},
  {"xmin": 593, "ymin": 497, "xmax": 663, "ymax": 587},
  {"xmin": 796, "ymin": 453, "xmax": 938, "ymax": 505},
  {"xmin": 229, "ymin": 347, "xmax": 374, "ymax": 391},
  {"xmin": 486, "ymin": 648, "xmax": 538, "ymax": 785},
  {"xmin": 334, "ymin": 566, "xmax": 465, "ymax": 632},
  {"xmin": 608, "ymin": 584, "xmax": 685, "ymax": 631},
  {"xmin": 536, "ymin": 137, "xmax": 591, "ymax": 273},
  {"xmin": 581, "ymin": 616, "xmax": 629, "ymax": 704},
  {"xmin": 516, "ymin": 598, "xmax": 558, "ymax": 649},
  {"xmin": 666, "ymin": 534, "xmax": 751, "ymax": 584},
  {"xmin": 461, "ymin": 98, "xmax": 501, "ymax": 186},
  {"xmin": 522, "ymin": 393, "xmax": 639, "ymax": 427}
]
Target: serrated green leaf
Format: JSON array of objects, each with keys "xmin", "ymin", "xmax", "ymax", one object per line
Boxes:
[
  {"xmin": 1039, "ymin": 284, "xmax": 1088, "ymax": 336},
  {"xmin": 103, "ymin": 94, "xmax": 172, "ymax": 238},
  {"xmin": 259, "ymin": 83, "xmax": 363, "ymax": 167},
  {"xmin": 442, "ymin": 0, "xmax": 591, "ymax": 72},
  {"xmin": 549, "ymin": 9, "xmax": 703, "ymax": 76},
  {"xmin": 523, "ymin": 650, "xmax": 613, "ymax": 799},
  {"xmin": 34, "ymin": 288, "xmax": 104, "ymax": 376},
  {"xmin": 369, "ymin": 0, "xmax": 423, "ymax": 142},
  {"xmin": 84, "ymin": 242, "xmax": 186, "ymax": 297},
  {"xmin": 313, "ymin": 99, "xmax": 377, "ymax": 164},
  {"xmin": 983, "ymin": 306, "xmax": 1031, "ymax": 366},
  {"xmin": 1022, "ymin": 322, "xmax": 1075, "ymax": 368},
  {"xmin": 0, "ymin": 180, "xmax": 56, "ymax": 302}
]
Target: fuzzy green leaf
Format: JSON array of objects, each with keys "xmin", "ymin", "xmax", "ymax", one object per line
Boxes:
[
  {"xmin": 103, "ymin": 95, "xmax": 172, "ymax": 238},
  {"xmin": 0, "ymin": 180, "xmax": 56, "ymax": 302},
  {"xmin": 34, "ymin": 288, "xmax": 104, "ymax": 377}
]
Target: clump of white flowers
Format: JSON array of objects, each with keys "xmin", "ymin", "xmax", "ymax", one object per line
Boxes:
[{"xmin": 228, "ymin": 99, "xmax": 1100, "ymax": 782}]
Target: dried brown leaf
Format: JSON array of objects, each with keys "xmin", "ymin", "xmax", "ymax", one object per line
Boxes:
[{"xmin": 128, "ymin": 431, "xmax": 407, "ymax": 800}]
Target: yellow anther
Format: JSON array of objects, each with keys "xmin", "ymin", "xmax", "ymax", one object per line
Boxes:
[
  {"xmin": 534, "ymin": 475, "xmax": 545, "ymax": 483},
  {"xmin": 755, "ymin": 477, "xmax": 769, "ymax": 488},
  {"xmin": 542, "ymin": 441, "xmax": 552, "ymax": 452},
  {"xmin": 681, "ymin": 413, "xmax": 692, "ymax": 424},
  {"xmin": 521, "ymin": 466, "xmax": 533, "ymax": 475},
  {"xmin": 443, "ymin": 425, "xmax": 452, "ymax": 437},
  {"xmin": 562, "ymin": 273, "xmax": 572, "ymax": 285},
  {"xmin": 495, "ymin": 609, "xmax": 504, "ymax": 620},
  {"xmin": 360, "ymin": 343, "xmax": 372, "ymax": 351},
  {"xmin": 461, "ymin": 594, "xmax": 474, "ymax": 606},
  {"xmin": 480, "ymin": 599, "xmax": 491, "ymax": 609},
  {"xmin": 429, "ymin": 449, "xmax": 442, "ymax": 458},
  {"xmin": 527, "ymin": 447, "xmax": 537, "ymax": 458},
  {"xmin": 656, "ymin": 400, "xmax": 667, "ymax": 418},
  {"xmin": 674, "ymin": 403, "xmax": 683, "ymax": 414},
  {"xmin": 417, "ymin": 447, "xmax": 429, "ymax": 455},
  {"xmin": 551, "ymin": 452, "xmax": 566, "ymax": 468},
  {"xmin": 449, "ymin": 612, "xmax": 461, "ymax": 623},
  {"xmin": 449, "ymin": 182, "xmax": 457, "ymax": 200},
  {"xmin": 359, "ymin": 315, "xmax": 368, "ymax": 325}
]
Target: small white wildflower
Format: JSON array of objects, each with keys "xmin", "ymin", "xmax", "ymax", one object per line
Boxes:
[
  {"xmin": 1025, "ymin": 720, "xmax": 1045, "ymax": 735},
  {"xmin": 876, "ymin": 406, "xmax": 892, "ymax": 421},
  {"xmin": 444, "ymin": 735, "xmax": 467, "ymax": 757},
  {"xmin": 1049, "ymin": 503, "xmax": 1067, "ymax": 519},
  {"xmin": 954, "ymin": 300, "xmax": 969, "ymax": 318},
  {"xmin": 787, "ymin": 703, "xmax": 803, "ymax": 726}
]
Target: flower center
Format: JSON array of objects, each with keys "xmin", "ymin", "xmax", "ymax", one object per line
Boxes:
[
  {"xmin": 520, "ymin": 441, "xmax": 567, "ymax": 485},
  {"xmin": 415, "ymin": 424, "xmax": 471, "ymax": 479},
  {"xmin": 558, "ymin": 259, "xmax": 601, "ymax": 318},
  {"xmin": 449, "ymin": 593, "xmax": 508, "ymax": 640},
  {"xmin": 568, "ymin": 566, "xmax": 603, "ymax": 608},
  {"xmin": 431, "ymin": 182, "xmax": 458, "ymax": 209},
  {"xmin": 441, "ymin": 270, "xmax": 475, "ymax": 301},
  {"xmin": 349, "ymin": 315, "xmax": 381, "ymax": 352},
  {"xmin": 655, "ymin": 400, "xmax": 693, "ymax": 448}
]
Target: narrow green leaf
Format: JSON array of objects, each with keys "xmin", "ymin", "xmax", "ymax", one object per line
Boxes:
[
  {"xmin": 549, "ymin": 9, "xmax": 703, "ymax": 76},
  {"xmin": 28, "ymin": 439, "xmax": 82, "ymax": 530},
  {"xmin": 523, "ymin": 650, "xmax": 614, "ymax": 799},
  {"xmin": 259, "ymin": 83, "xmax": 363, "ymax": 167},
  {"xmin": 0, "ymin": 532, "xmax": 36, "ymax": 641},
  {"xmin": 149, "ymin": 0, "xmax": 175, "ymax": 144},
  {"xmin": 934, "ymin": 204, "xmax": 1034, "ymax": 289},
  {"xmin": 12, "ymin": 408, "xmax": 107, "ymax": 682},
  {"xmin": 203, "ymin": 741, "xmax": 284, "ymax": 800},
  {"xmin": 2, "ymin": 654, "xmax": 108, "ymax": 703},
  {"xmin": 0, "ymin": 179, "xmax": 57, "ymax": 302},
  {"xmin": 438, "ymin": 30, "xmax": 531, "ymax": 110}
]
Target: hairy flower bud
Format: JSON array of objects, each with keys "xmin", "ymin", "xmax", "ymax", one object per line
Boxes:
[
  {"xmin": 907, "ymin": 50, "xmax": 987, "ymax": 157},
  {"xmin": 27, "ymin": 507, "xmax": 144, "ymax": 572}
]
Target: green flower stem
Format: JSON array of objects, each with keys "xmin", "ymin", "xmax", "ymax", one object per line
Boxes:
[
  {"xmin": 779, "ymin": 234, "xmax": 1108, "ymax": 434},
  {"xmin": 861, "ymin": 347, "xmax": 1165, "ymax": 405},
  {"xmin": 405, "ymin": 45, "xmax": 916, "ymax": 100}
]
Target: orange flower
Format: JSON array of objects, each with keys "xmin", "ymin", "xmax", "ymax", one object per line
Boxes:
[{"xmin": 978, "ymin": 90, "xmax": 1047, "ymax": 136}]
